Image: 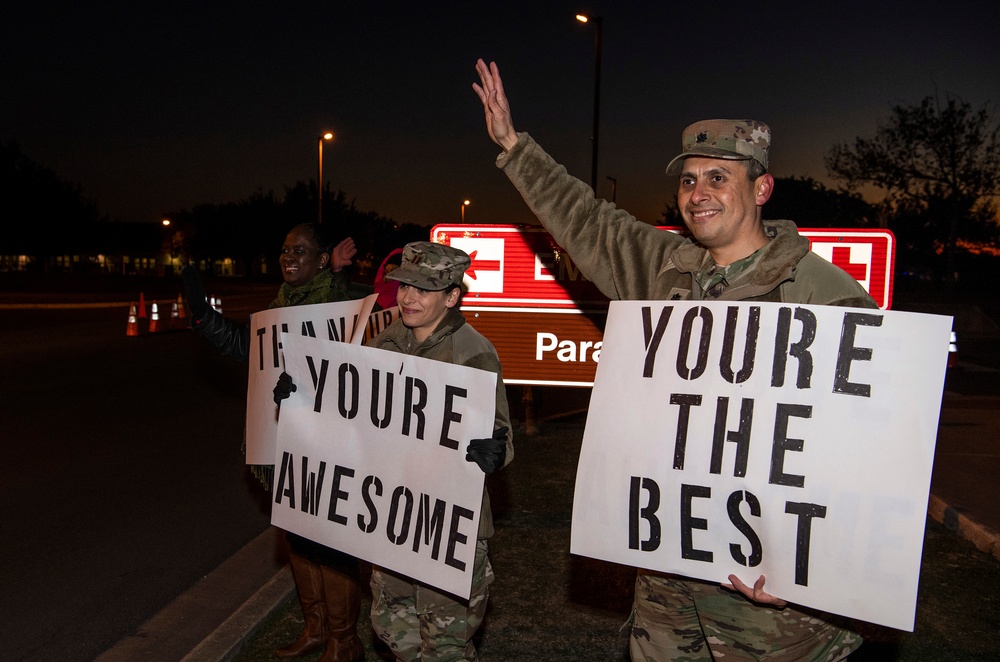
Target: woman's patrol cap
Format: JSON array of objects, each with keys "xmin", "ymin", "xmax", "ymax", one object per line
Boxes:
[{"xmin": 385, "ymin": 241, "xmax": 471, "ymax": 291}]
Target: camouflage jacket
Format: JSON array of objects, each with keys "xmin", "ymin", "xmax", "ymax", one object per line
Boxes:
[
  {"xmin": 497, "ymin": 133, "xmax": 877, "ymax": 309},
  {"xmin": 367, "ymin": 307, "xmax": 513, "ymax": 539}
]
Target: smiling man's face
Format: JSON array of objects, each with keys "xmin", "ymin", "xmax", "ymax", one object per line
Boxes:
[{"xmin": 677, "ymin": 157, "xmax": 772, "ymax": 264}]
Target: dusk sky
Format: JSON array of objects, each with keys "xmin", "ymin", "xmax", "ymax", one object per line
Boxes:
[{"xmin": 3, "ymin": 1, "xmax": 998, "ymax": 228}]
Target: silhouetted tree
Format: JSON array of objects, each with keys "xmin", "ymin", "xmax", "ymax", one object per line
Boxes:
[
  {"xmin": 0, "ymin": 141, "xmax": 101, "ymax": 268},
  {"xmin": 765, "ymin": 176, "xmax": 877, "ymax": 227},
  {"xmin": 826, "ymin": 95, "xmax": 1000, "ymax": 281}
]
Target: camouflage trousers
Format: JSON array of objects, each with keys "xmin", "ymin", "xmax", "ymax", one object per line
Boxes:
[
  {"xmin": 371, "ymin": 539, "xmax": 493, "ymax": 661},
  {"xmin": 629, "ymin": 571, "xmax": 861, "ymax": 661}
]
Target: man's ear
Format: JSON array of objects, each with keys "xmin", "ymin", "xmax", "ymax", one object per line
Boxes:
[
  {"xmin": 755, "ymin": 174, "xmax": 774, "ymax": 206},
  {"xmin": 445, "ymin": 287, "xmax": 462, "ymax": 309}
]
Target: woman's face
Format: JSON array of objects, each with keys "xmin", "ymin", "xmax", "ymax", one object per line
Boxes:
[
  {"xmin": 279, "ymin": 227, "xmax": 329, "ymax": 288},
  {"xmin": 396, "ymin": 283, "xmax": 460, "ymax": 343}
]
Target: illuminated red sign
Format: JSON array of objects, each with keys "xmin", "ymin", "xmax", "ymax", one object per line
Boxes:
[{"xmin": 431, "ymin": 224, "xmax": 895, "ymax": 386}]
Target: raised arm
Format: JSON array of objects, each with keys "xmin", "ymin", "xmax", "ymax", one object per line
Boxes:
[{"xmin": 473, "ymin": 59, "xmax": 518, "ymax": 153}]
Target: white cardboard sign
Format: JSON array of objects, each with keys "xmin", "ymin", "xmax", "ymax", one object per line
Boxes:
[
  {"xmin": 245, "ymin": 295, "xmax": 377, "ymax": 465},
  {"xmin": 272, "ymin": 333, "xmax": 497, "ymax": 598},
  {"xmin": 570, "ymin": 300, "xmax": 951, "ymax": 631}
]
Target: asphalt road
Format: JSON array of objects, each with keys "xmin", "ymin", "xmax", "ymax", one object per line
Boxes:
[{"xmin": 0, "ymin": 305, "xmax": 273, "ymax": 662}]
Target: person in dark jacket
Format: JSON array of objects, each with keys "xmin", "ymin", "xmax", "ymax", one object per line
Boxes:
[{"xmin": 182, "ymin": 222, "xmax": 367, "ymax": 662}]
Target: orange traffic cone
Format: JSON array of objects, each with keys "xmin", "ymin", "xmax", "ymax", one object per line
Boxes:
[
  {"xmin": 126, "ymin": 303, "xmax": 141, "ymax": 337},
  {"xmin": 148, "ymin": 302, "xmax": 166, "ymax": 333},
  {"xmin": 138, "ymin": 292, "xmax": 148, "ymax": 319},
  {"xmin": 215, "ymin": 297, "xmax": 223, "ymax": 315},
  {"xmin": 176, "ymin": 293, "xmax": 187, "ymax": 320}
]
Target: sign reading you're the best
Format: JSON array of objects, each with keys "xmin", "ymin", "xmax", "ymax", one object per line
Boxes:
[{"xmin": 570, "ymin": 300, "xmax": 950, "ymax": 631}]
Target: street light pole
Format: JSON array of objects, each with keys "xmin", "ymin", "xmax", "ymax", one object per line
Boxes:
[
  {"xmin": 576, "ymin": 14, "xmax": 602, "ymax": 193},
  {"xmin": 317, "ymin": 132, "xmax": 333, "ymax": 223},
  {"xmin": 461, "ymin": 199, "xmax": 470, "ymax": 223}
]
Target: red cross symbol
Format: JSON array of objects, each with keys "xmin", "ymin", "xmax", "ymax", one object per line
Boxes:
[
  {"xmin": 465, "ymin": 250, "xmax": 501, "ymax": 281},
  {"xmin": 829, "ymin": 246, "xmax": 868, "ymax": 282}
]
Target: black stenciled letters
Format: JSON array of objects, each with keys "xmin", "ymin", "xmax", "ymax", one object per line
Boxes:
[
  {"xmin": 412, "ymin": 494, "xmax": 447, "ymax": 560},
  {"xmin": 785, "ymin": 501, "xmax": 828, "ymax": 586},
  {"xmin": 306, "ymin": 356, "xmax": 329, "ymax": 413},
  {"xmin": 358, "ymin": 475, "xmax": 382, "ymax": 533},
  {"xmin": 327, "ymin": 316, "xmax": 348, "ymax": 342},
  {"xmin": 680, "ymin": 484, "xmax": 713, "ymax": 562},
  {"xmin": 720, "ymin": 305, "xmax": 760, "ymax": 384},
  {"xmin": 402, "ymin": 376, "xmax": 427, "ymax": 438},
  {"xmin": 641, "ymin": 305, "xmax": 673, "ymax": 378},
  {"xmin": 327, "ymin": 465, "xmax": 354, "ymax": 525},
  {"xmin": 771, "ymin": 307, "xmax": 817, "ymax": 389},
  {"xmin": 770, "ymin": 403, "xmax": 812, "ymax": 487},
  {"xmin": 445, "ymin": 506, "xmax": 475, "ymax": 571},
  {"xmin": 338, "ymin": 362, "xmax": 360, "ymax": 418},
  {"xmin": 677, "ymin": 307, "xmax": 712, "ymax": 380},
  {"xmin": 370, "ymin": 369, "xmax": 394, "ymax": 429},
  {"xmin": 301, "ymin": 456, "xmax": 326, "ymax": 516},
  {"xmin": 710, "ymin": 397, "xmax": 754, "ymax": 477},
  {"xmin": 274, "ymin": 451, "xmax": 296, "ymax": 509},
  {"xmin": 439, "ymin": 384, "xmax": 468, "ymax": 450},
  {"xmin": 628, "ymin": 476, "xmax": 661, "ymax": 551},
  {"xmin": 669, "ymin": 394, "xmax": 702, "ymax": 470},
  {"xmin": 727, "ymin": 490, "xmax": 763, "ymax": 567},
  {"xmin": 386, "ymin": 486, "xmax": 414, "ymax": 545},
  {"xmin": 834, "ymin": 312, "xmax": 882, "ymax": 397},
  {"xmin": 256, "ymin": 322, "xmax": 289, "ymax": 371}
]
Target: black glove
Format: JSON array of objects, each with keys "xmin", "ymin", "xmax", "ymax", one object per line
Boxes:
[
  {"xmin": 273, "ymin": 371, "xmax": 297, "ymax": 404},
  {"xmin": 466, "ymin": 426, "xmax": 509, "ymax": 474},
  {"xmin": 181, "ymin": 266, "xmax": 210, "ymax": 321}
]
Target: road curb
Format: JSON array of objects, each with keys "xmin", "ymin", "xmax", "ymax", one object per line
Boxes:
[
  {"xmin": 181, "ymin": 566, "xmax": 295, "ymax": 662},
  {"xmin": 95, "ymin": 528, "xmax": 288, "ymax": 662},
  {"xmin": 927, "ymin": 493, "xmax": 1000, "ymax": 562}
]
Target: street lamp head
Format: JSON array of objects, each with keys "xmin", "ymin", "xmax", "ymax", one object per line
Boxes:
[
  {"xmin": 161, "ymin": 219, "xmax": 171, "ymax": 227},
  {"xmin": 463, "ymin": 199, "xmax": 471, "ymax": 206},
  {"xmin": 576, "ymin": 14, "xmax": 589, "ymax": 23},
  {"xmin": 321, "ymin": 132, "xmax": 334, "ymax": 141}
]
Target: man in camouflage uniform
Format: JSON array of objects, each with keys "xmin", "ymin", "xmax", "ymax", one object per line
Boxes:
[
  {"xmin": 473, "ymin": 59, "xmax": 873, "ymax": 660},
  {"xmin": 367, "ymin": 242, "xmax": 513, "ymax": 661}
]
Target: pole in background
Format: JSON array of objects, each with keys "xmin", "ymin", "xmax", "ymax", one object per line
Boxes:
[
  {"xmin": 317, "ymin": 132, "xmax": 333, "ymax": 223},
  {"xmin": 576, "ymin": 14, "xmax": 602, "ymax": 193}
]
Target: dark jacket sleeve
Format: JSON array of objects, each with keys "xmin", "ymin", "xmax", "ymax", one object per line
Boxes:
[{"xmin": 192, "ymin": 307, "xmax": 251, "ymax": 361}]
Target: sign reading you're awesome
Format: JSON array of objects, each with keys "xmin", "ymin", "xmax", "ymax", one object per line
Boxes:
[
  {"xmin": 272, "ymin": 333, "xmax": 497, "ymax": 599},
  {"xmin": 570, "ymin": 300, "xmax": 951, "ymax": 631}
]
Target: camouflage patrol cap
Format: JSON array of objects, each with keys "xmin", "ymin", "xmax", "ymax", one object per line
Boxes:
[
  {"xmin": 385, "ymin": 241, "xmax": 471, "ymax": 291},
  {"xmin": 665, "ymin": 119, "xmax": 771, "ymax": 175}
]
